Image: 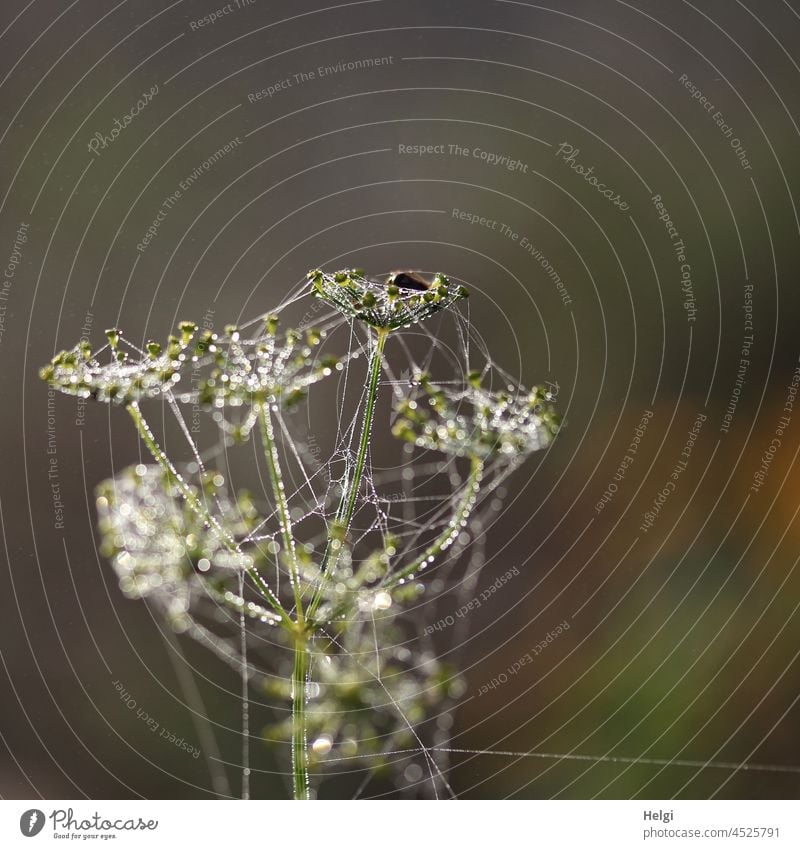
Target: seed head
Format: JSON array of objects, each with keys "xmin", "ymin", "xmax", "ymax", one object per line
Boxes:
[
  {"xmin": 95, "ymin": 465, "xmax": 252, "ymax": 625},
  {"xmin": 188, "ymin": 324, "xmax": 339, "ymax": 409},
  {"xmin": 307, "ymin": 268, "xmax": 468, "ymax": 330},
  {"xmin": 40, "ymin": 323, "xmax": 198, "ymax": 405},
  {"xmin": 392, "ymin": 374, "xmax": 561, "ymax": 459}
]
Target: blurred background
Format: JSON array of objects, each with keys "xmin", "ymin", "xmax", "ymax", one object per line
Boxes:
[{"xmin": 2, "ymin": 0, "xmax": 800, "ymax": 799}]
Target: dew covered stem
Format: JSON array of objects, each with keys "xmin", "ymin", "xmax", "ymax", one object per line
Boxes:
[
  {"xmin": 126, "ymin": 402, "xmax": 292, "ymax": 628},
  {"xmin": 340, "ymin": 327, "xmax": 388, "ymax": 528},
  {"xmin": 126, "ymin": 402, "xmax": 233, "ymax": 546},
  {"xmin": 386, "ymin": 455, "xmax": 484, "ymax": 589},
  {"xmin": 307, "ymin": 327, "xmax": 388, "ymax": 619},
  {"xmin": 292, "ymin": 638, "xmax": 310, "ymax": 800},
  {"xmin": 257, "ymin": 401, "xmax": 304, "ymax": 623}
]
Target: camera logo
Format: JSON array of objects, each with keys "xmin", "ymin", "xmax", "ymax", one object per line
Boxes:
[{"xmin": 19, "ymin": 809, "xmax": 45, "ymax": 837}]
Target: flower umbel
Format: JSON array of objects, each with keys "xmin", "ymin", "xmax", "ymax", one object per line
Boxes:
[
  {"xmin": 95, "ymin": 464, "xmax": 274, "ymax": 630},
  {"xmin": 185, "ymin": 320, "xmax": 340, "ymax": 410},
  {"xmin": 39, "ymin": 323, "xmax": 198, "ymax": 405},
  {"xmin": 308, "ymin": 268, "xmax": 468, "ymax": 330},
  {"xmin": 392, "ymin": 373, "xmax": 561, "ymax": 459}
]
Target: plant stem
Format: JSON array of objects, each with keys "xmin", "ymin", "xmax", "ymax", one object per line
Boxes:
[
  {"xmin": 258, "ymin": 401, "xmax": 304, "ymax": 624},
  {"xmin": 126, "ymin": 402, "xmax": 292, "ymax": 628},
  {"xmin": 127, "ymin": 402, "xmax": 234, "ymax": 547},
  {"xmin": 339, "ymin": 327, "xmax": 388, "ymax": 529},
  {"xmin": 384, "ymin": 455, "xmax": 484, "ymax": 589},
  {"xmin": 307, "ymin": 328, "xmax": 388, "ymax": 619},
  {"xmin": 292, "ymin": 635, "xmax": 310, "ymax": 800}
]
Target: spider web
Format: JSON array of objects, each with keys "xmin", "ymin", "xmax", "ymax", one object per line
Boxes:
[
  {"xmin": 87, "ymin": 281, "xmax": 800, "ymax": 798},
  {"xmin": 92, "ymin": 282, "xmax": 514, "ymax": 799}
]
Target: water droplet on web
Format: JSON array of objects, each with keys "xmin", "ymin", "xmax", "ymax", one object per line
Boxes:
[
  {"xmin": 404, "ymin": 763, "xmax": 423, "ymax": 782},
  {"xmin": 373, "ymin": 591, "xmax": 392, "ymax": 610},
  {"xmin": 312, "ymin": 735, "xmax": 332, "ymax": 755}
]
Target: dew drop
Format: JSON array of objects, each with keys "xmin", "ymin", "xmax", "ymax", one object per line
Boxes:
[
  {"xmin": 373, "ymin": 591, "xmax": 392, "ymax": 610},
  {"xmin": 404, "ymin": 763, "xmax": 423, "ymax": 782},
  {"xmin": 312, "ymin": 735, "xmax": 332, "ymax": 755}
]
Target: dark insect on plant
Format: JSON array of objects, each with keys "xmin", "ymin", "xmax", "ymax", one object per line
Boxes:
[{"xmin": 385, "ymin": 270, "xmax": 432, "ymax": 291}]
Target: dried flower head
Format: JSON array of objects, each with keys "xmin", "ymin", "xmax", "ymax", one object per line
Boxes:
[
  {"xmin": 95, "ymin": 464, "xmax": 254, "ymax": 626},
  {"xmin": 391, "ymin": 373, "xmax": 561, "ymax": 459},
  {"xmin": 185, "ymin": 321, "xmax": 340, "ymax": 410},
  {"xmin": 308, "ymin": 268, "xmax": 468, "ymax": 330},
  {"xmin": 40, "ymin": 323, "xmax": 198, "ymax": 405}
]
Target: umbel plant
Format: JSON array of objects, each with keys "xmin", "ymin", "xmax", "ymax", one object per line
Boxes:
[{"xmin": 41, "ymin": 268, "xmax": 560, "ymax": 799}]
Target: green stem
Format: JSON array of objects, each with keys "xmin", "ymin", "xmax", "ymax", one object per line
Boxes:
[
  {"xmin": 384, "ymin": 455, "xmax": 484, "ymax": 590},
  {"xmin": 126, "ymin": 403, "xmax": 292, "ymax": 629},
  {"xmin": 307, "ymin": 328, "xmax": 388, "ymax": 619},
  {"xmin": 127, "ymin": 403, "xmax": 233, "ymax": 547},
  {"xmin": 258, "ymin": 401, "xmax": 304, "ymax": 624},
  {"xmin": 292, "ymin": 637, "xmax": 310, "ymax": 800},
  {"xmin": 339, "ymin": 327, "xmax": 388, "ymax": 528}
]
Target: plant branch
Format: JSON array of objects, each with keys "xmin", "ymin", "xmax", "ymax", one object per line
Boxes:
[
  {"xmin": 384, "ymin": 455, "xmax": 484, "ymax": 589},
  {"xmin": 258, "ymin": 401, "xmax": 304, "ymax": 624},
  {"xmin": 292, "ymin": 637, "xmax": 310, "ymax": 800},
  {"xmin": 338, "ymin": 327, "xmax": 388, "ymax": 529},
  {"xmin": 306, "ymin": 328, "xmax": 388, "ymax": 620},
  {"xmin": 126, "ymin": 402, "xmax": 292, "ymax": 629}
]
